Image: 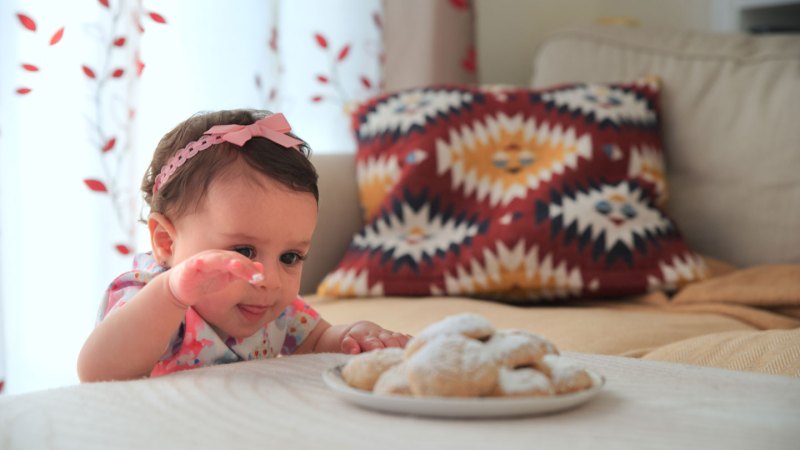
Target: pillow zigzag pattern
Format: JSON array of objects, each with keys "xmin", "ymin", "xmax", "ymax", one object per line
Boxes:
[{"xmin": 318, "ymin": 77, "xmax": 707, "ymax": 302}]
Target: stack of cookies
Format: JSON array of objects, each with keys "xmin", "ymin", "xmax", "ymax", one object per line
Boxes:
[{"xmin": 341, "ymin": 313, "xmax": 594, "ymax": 398}]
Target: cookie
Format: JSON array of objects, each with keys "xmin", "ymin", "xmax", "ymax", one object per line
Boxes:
[
  {"xmin": 536, "ymin": 354, "xmax": 593, "ymax": 394},
  {"xmin": 488, "ymin": 329, "xmax": 559, "ymax": 369},
  {"xmin": 405, "ymin": 313, "xmax": 495, "ymax": 358},
  {"xmin": 373, "ymin": 363, "xmax": 412, "ymax": 396},
  {"xmin": 341, "ymin": 347, "xmax": 404, "ymax": 391},
  {"xmin": 337, "ymin": 313, "xmax": 593, "ymax": 399},
  {"xmin": 406, "ymin": 334, "xmax": 498, "ymax": 397},
  {"xmin": 493, "ymin": 366, "xmax": 555, "ymax": 397}
]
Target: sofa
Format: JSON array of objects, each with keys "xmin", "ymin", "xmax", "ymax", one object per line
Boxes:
[{"xmin": 303, "ymin": 24, "xmax": 800, "ymax": 377}]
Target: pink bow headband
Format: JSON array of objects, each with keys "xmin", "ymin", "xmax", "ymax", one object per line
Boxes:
[{"xmin": 152, "ymin": 113, "xmax": 304, "ymax": 195}]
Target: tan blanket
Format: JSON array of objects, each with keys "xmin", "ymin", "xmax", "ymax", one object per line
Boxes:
[
  {"xmin": 641, "ymin": 328, "xmax": 800, "ymax": 377},
  {"xmin": 584, "ymin": 264, "xmax": 800, "ymax": 330},
  {"xmin": 635, "ymin": 265, "xmax": 800, "ymax": 376},
  {"xmin": 644, "ymin": 265, "xmax": 800, "ymax": 330},
  {"xmin": 541, "ymin": 264, "xmax": 800, "ymax": 376}
]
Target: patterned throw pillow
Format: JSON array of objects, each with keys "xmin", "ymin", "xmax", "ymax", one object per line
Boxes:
[{"xmin": 317, "ymin": 77, "xmax": 708, "ymax": 302}]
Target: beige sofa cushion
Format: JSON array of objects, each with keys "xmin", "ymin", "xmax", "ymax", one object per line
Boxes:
[
  {"xmin": 530, "ymin": 25, "xmax": 800, "ymax": 267},
  {"xmin": 306, "ymin": 295, "xmax": 754, "ymax": 357}
]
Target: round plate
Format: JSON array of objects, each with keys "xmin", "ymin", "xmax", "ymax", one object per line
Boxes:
[{"xmin": 322, "ymin": 364, "xmax": 605, "ymax": 418}]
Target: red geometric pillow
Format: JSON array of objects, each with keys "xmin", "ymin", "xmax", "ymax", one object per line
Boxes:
[{"xmin": 317, "ymin": 77, "xmax": 708, "ymax": 302}]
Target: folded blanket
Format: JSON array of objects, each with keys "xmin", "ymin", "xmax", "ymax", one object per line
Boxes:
[
  {"xmin": 642, "ymin": 329, "xmax": 800, "ymax": 377},
  {"xmin": 574, "ymin": 265, "xmax": 800, "ymax": 330},
  {"xmin": 670, "ymin": 265, "xmax": 800, "ymax": 329}
]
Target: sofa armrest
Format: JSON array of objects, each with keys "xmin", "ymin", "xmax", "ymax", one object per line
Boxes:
[{"xmin": 300, "ymin": 153, "xmax": 362, "ymax": 295}]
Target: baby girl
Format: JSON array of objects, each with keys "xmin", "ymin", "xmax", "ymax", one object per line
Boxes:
[{"xmin": 78, "ymin": 109, "xmax": 410, "ymax": 381}]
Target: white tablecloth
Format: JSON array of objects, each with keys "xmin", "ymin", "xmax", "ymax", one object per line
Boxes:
[{"xmin": 1, "ymin": 353, "xmax": 799, "ymax": 450}]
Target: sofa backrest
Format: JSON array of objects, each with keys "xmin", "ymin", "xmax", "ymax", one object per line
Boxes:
[
  {"xmin": 302, "ymin": 153, "xmax": 363, "ymax": 294},
  {"xmin": 530, "ymin": 25, "xmax": 800, "ymax": 267}
]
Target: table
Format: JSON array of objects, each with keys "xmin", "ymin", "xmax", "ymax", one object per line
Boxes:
[{"xmin": 1, "ymin": 353, "xmax": 798, "ymax": 449}]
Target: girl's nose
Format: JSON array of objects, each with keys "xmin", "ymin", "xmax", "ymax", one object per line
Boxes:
[{"xmin": 252, "ymin": 263, "xmax": 281, "ymax": 291}]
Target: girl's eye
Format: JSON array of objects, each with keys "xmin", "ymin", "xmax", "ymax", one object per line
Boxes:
[
  {"xmin": 232, "ymin": 246, "xmax": 256, "ymax": 259},
  {"xmin": 280, "ymin": 252, "xmax": 306, "ymax": 266}
]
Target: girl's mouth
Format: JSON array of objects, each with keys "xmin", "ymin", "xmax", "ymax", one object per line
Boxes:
[{"xmin": 237, "ymin": 304, "xmax": 269, "ymax": 322}]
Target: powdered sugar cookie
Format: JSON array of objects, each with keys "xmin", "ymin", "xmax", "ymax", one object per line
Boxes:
[
  {"xmin": 404, "ymin": 313, "xmax": 495, "ymax": 358},
  {"xmin": 335, "ymin": 313, "xmax": 596, "ymax": 401},
  {"xmin": 488, "ymin": 329, "xmax": 559, "ymax": 368},
  {"xmin": 373, "ymin": 363, "xmax": 412, "ymax": 396},
  {"xmin": 341, "ymin": 347, "xmax": 404, "ymax": 391},
  {"xmin": 406, "ymin": 334, "xmax": 498, "ymax": 397},
  {"xmin": 493, "ymin": 366, "xmax": 555, "ymax": 397},
  {"xmin": 536, "ymin": 354, "xmax": 593, "ymax": 394}
]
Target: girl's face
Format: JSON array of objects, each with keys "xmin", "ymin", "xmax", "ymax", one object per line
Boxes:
[{"xmin": 169, "ymin": 160, "xmax": 318, "ymax": 339}]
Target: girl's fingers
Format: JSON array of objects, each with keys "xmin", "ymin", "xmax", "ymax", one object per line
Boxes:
[
  {"xmin": 378, "ymin": 332, "xmax": 403, "ymax": 348},
  {"xmin": 249, "ymin": 261, "xmax": 265, "ymax": 284},
  {"xmin": 225, "ymin": 258, "xmax": 260, "ymax": 283},
  {"xmin": 186, "ymin": 257, "xmax": 204, "ymax": 272},
  {"xmin": 187, "ymin": 252, "xmax": 262, "ymax": 283},
  {"xmin": 360, "ymin": 337, "xmax": 385, "ymax": 352},
  {"xmin": 341, "ymin": 335, "xmax": 361, "ymax": 355},
  {"xmin": 170, "ymin": 252, "xmax": 263, "ymax": 306}
]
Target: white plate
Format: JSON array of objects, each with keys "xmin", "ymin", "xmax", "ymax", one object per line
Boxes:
[{"xmin": 322, "ymin": 364, "xmax": 605, "ymax": 418}]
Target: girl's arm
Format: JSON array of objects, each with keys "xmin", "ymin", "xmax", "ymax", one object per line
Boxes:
[
  {"xmin": 78, "ymin": 251, "xmax": 262, "ymax": 381},
  {"xmin": 77, "ymin": 273, "xmax": 186, "ymax": 382},
  {"xmin": 295, "ymin": 319, "xmax": 411, "ymax": 354},
  {"xmin": 78, "ymin": 250, "xmax": 263, "ymax": 382}
]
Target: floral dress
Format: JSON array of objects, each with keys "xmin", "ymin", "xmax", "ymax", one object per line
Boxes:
[{"xmin": 98, "ymin": 252, "xmax": 320, "ymax": 377}]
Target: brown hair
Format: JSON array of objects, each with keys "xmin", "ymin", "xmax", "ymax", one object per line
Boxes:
[{"xmin": 142, "ymin": 109, "xmax": 319, "ymax": 219}]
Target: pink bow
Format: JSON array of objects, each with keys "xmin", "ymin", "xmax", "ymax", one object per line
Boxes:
[{"xmin": 204, "ymin": 113, "xmax": 303, "ymax": 149}]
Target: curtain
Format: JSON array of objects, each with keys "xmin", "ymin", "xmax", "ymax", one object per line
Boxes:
[
  {"xmin": 0, "ymin": 0, "xmax": 144, "ymax": 396},
  {"xmin": 0, "ymin": 0, "xmax": 474, "ymax": 396},
  {"xmin": 383, "ymin": 0, "xmax": 477, "ymax": 90}
]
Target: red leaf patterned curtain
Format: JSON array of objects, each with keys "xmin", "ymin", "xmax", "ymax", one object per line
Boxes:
[
  {"xmin": 0, "ymin": 0, "xmax": 475, "ymax": 395},
  {"xmin": 0, "ymin": 0, "xmax": 145, "ymax": 395}
]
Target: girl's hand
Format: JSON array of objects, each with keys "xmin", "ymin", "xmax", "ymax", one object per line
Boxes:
[
  {"xmin": 340, "ymin": 321, "xmax": 412, "ymax": 354},
  {"xmin": 166, "ymin": 250, "xmax": 264, "ymax": 308}
]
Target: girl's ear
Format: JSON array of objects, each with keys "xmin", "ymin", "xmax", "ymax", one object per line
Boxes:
[{"xmin": 148, "ymin": 212, "xmax": 177, "ymax": 267}]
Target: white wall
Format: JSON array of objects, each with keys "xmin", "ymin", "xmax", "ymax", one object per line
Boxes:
[{"xmin": 475, "ymin": 0, "xmax": 714, "ymax": 86}]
